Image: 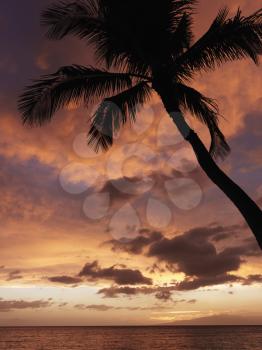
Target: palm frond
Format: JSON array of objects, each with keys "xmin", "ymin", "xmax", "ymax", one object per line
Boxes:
[
  {"xmin": 87, "ymin": 82, "xmax": 152, "ymax": 151},
  {"xmin": 18, "ymin": 65, "xmax": 133, "ymax": 125},
  {"xmin": 176, "ymin": 83, "xmax": 230, "ymax": 159},
  {"xmin": 41, "ymin": 0, "xmax": 112, "ymax": 54},
  {"xmin": 171, "ymin": 12, "xmax": 194, "ymax": 56},
  {"xmin": 176, "ymin": 7, "xmax": 262, "ymax": 74},
  {"xmin": 41, "ymin": 0, "xmax": 103, "ymax": 40},
  {"xmin": 170, "ymin": 0, "xmax": 198, "ymax": 26}
]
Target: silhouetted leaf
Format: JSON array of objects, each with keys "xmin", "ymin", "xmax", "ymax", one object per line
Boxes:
[
  {"xmin": 176, "ymin": 83, "xmax": 230, "ymax": 159},
  {"xmin": 18, "ymin": 65, "xmax": 133, "ymax": 125},
  {"xmin": 88, "ymin": 82, "xmax": 152, "ymax": 151},
  {"xmin": 175, "ymin": 7, "xmax": 262, "ymax": 75}
]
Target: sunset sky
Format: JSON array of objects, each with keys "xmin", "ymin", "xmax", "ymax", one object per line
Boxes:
[{"xmin": 0, "ymin": 0, "xmax": 261, "ymax": 326}]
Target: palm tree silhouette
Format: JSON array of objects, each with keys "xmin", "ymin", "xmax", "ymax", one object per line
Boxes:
[{"xmin": 18, "ymin": 1, "xmax": 262, "ymax": 249}]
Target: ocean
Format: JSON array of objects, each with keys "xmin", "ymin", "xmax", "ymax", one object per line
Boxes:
[{"xmin": 0, "ymin": 326, "xmax": 261, "ymax": 350}]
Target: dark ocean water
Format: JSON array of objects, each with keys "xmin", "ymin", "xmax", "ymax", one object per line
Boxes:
[{"xmin": 0, "ymin": 326, "xmax": 261, "ymax": 350}]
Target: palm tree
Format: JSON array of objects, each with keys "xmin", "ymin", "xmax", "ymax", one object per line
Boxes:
[{"xmin": 18, "ymin": 0, "xmax": 262, "ymax": 249}]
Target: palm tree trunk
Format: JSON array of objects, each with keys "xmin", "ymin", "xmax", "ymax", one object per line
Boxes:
[{"xmin": 168, "ymin": 110, "xmax": 262, "ymax": 250}]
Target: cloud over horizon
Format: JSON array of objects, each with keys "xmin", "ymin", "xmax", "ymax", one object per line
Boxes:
[
  {"xmin": 78, "ymin": 261, "xmax": 152, "ymax": 285},
  {"xmin": 0, "ymin": 299, "xmax": 52, "ymax": 312}
]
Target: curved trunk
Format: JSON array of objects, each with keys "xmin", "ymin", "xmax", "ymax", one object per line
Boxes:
[
  {"xmin": 187, "ymin": 129, "xmax": 262, "ymax": 249},
  {"xmin": 157, "ymin": 86, "xmax": 262, "ymax": 249}
]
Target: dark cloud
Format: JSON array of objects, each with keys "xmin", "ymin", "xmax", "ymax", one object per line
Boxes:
[
  {"xmin": 74, "ymin": 303, "xmax": 172, "ymax": 312},
  {"xmin": 212, "ymin": 233, "xmax": 233, "ymax": 242},
  {"xmin": 148, "ymin": 226, "xmax": 259, "ymax": 285},
  {"xmin": 99, "ymin": 224, "xmax": 262, "ymax": 294},
  {"xmin": 242, "ymin": 274, "xmax": 262, "ymax": 285},
  {"xmin": 79, "ymin": 261, "xmax": 152, "ymax": 285},
  {"xmin": 98, "ymin": 286, "xmax": 142, "ymax": 298},
  {"xmin": 48, "ymin": 275, "xmax": 82, "ymax": 285},
  {"xmin": 98, "ymin": 273, "xmax": 262, "ymax": 296},
  {"xmin": 97, "ymin": 284, "xmax": 197, "ymax": 303},
  {"xmin": 155, "ymin": 290, "xmax": 172, "ymax": 301},
  {"xmin": 174, "ymin": 274, "xmax": 241, "ymax": 291},
  {"xmin": 0, "ymin": 299, "xmax": 52, "ymax": 312},
  {"xmin": 146, "ymin": 263, "xmax": 166, "ymax": 274},
  {"xmin": 105, "ymin": 230, "xmax": 163, "ymax": 255},
  {"xmin": 105, "ymin": 225, "xmax": 261, "ymax": 292},
  {"xmin": 74, "ymin": 304, "xmax": 165, "ymax": 312},
  {"xmin": 149, "ymin": 235, "xmax": 238, "ymax": 277},
  {"xmin": 6, "ymin": 270, "xmax": 23, "ymax": 281},
  {"xmin": 75, "ymin": 304, "xmax": 114, "ymax": 312},
  {"xmin": 106, "ymin": 225, "xmax": 248, "ymax": 258},
  {"xmin": 98, "ymin": 285, "xmax": 175, "ymax": 299}
]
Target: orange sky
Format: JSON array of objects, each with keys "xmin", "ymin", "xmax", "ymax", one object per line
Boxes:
[{"xmin": 0, "ymin": 0, "xmax": 261, "ymax": 326}]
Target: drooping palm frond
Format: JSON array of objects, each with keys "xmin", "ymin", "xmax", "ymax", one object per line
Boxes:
[
  {"xmin": 41, "ymin": 0, "xmax": 101, "ymax": 40},
  {"xmin": 171, "ymin": 12, "xmax": 194, "ymax": 57},
  {"xmin": 41, "ymin": 0, "xmax": 152, "ymax": 75},
  {"xmin": 87, "ymin": 82, "xmax": 152, "ymax": 151},
  {"xmin": 175, "ymin": 7, "xmax": 262, "ymax": 75},
  {"xmin": 18, "ymin": 65, "xmax": 133, "ymax": 126},
  {"xmin": 175, "ymin": 83, "xmax": 230, "ymax": 159}
]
